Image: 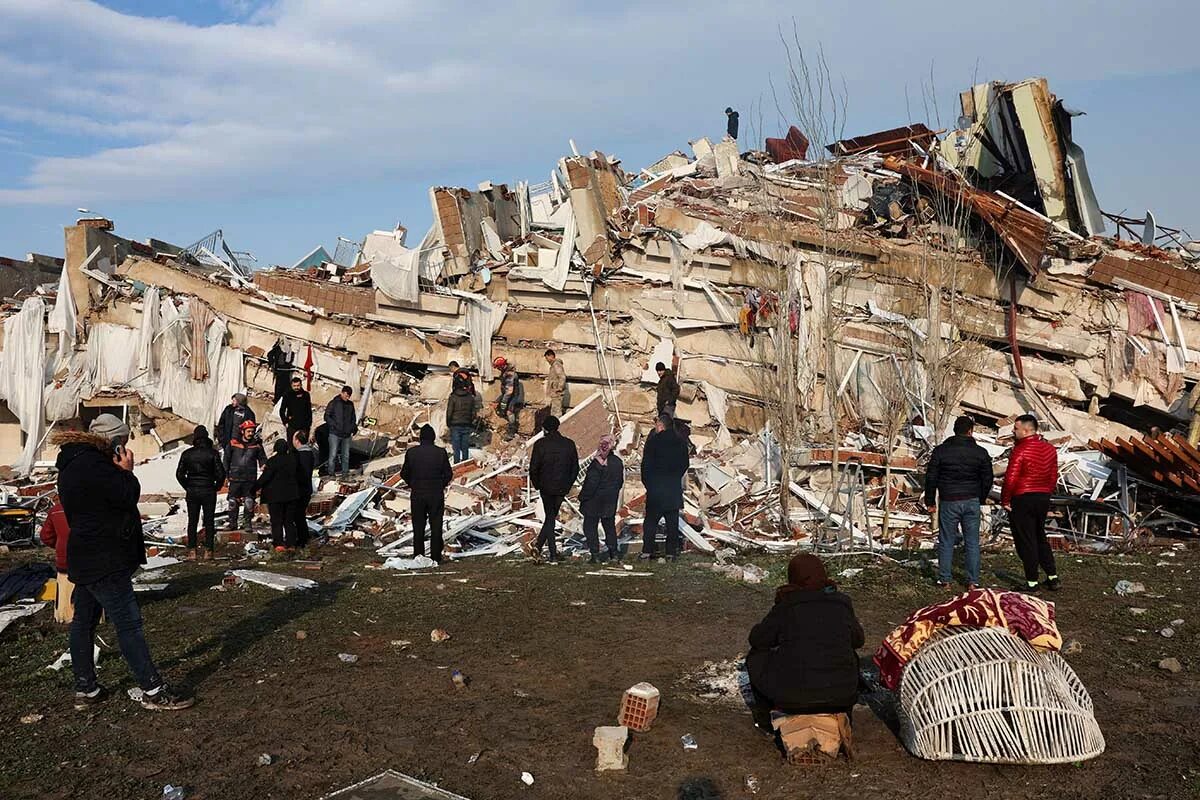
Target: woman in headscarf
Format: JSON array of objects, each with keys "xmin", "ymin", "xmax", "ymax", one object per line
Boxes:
[
  {"xmin": 746, "ymin": 554, "xmax": 865, "ymax": 729},
  {"xmin": 578, "ymin": 434, "xmax": 623, "ymax": 563}
]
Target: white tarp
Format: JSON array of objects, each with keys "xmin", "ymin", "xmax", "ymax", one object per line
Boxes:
[
  {"xmin": 381, "ymin": 555, "xmax": 439, "ymax": 571},
  {"xmin": 230, "ymin": 570, "xmax": 318, "ymax": 592},
  {"xmin": 0, "ymin": 298, "xmax": 48, "ymax": 474},
  {"xmin": 465, "ymin": 295, "xmax": 508, "ymax": 381},
  {"xmin": 365, "ymin": 229, "xmax": 421, "ymax": 304},
  {"xmin": 47, "ymin": 262, "xmax": 77, "ymax": 370},
  {"xmin": 700, "ymin": 381, "xmax": 733, "ymax": 450},
  {"xmin": 0, "ymin": 602, "xmax": 46, "ymax": 636}
]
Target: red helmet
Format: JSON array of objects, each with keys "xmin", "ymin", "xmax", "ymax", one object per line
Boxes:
[
  {"xmin": 239, "ymin": 420, "xmax": 257, "ymax": 431},
  {"xmin": 492, "ymin": 356, "xmax": 507, "ymax": 369}
]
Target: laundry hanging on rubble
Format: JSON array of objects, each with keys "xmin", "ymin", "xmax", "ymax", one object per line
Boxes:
[
  {"xmin": 365, "ymin": 229, "xmax": 421, "ymax": 304},
  {"xmin": 46, "ymin": 261, "xmax": 77, "ymax": 371},
  {"xmin": 1125, "ymin": 290, "xmax": 1162, "ymax": 335},
  {"xmin": 873, "ymin": 589, "xmax": 1062, "ymax": 690},
  {"xmin": 189, "ymin": 300, "xmax": 216, "ymax": 381},
  {"xmin": 0, "ymin": 297, "xmax": 47, "ymax": 475},
  {"xmin": 465, "ymin": 296, "xmax": 508, "ymax": 381}
]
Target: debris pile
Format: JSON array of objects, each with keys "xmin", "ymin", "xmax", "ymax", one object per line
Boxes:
[{"xmin": 1, "ymin": 75, "xmax": 1198, "ymax": 557}]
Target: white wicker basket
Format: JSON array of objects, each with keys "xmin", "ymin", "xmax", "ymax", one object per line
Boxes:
[{"xmin": 898, "ymin": 627, "xmax": 1105, "ymax": 764}]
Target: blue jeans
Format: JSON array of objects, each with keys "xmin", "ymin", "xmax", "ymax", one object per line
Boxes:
[
  {"xmin": 937, "ymin": 498, "xmax": 981, "ymax": 585},
  {"xmin": 327, "ymin": 433, "xmax": 352, "ymax": 477},
  {"xmin": 70, "ymin": 569, "xmax": 162, "ymax": 692},
  {"xmin": 449, "ymin": 425, "xmax": 471, "ymax": 463}
]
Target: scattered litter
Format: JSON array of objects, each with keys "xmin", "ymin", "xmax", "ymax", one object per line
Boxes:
[
  {"xmin": 338, "ymin": 653, "xmax": 359, "ymax": 664},
  {"xmin": 0, "ymin": 602, "xmax": 47, "ymax": 635},
  {"xmin": 142, "ymin": 555, "xmax": 180, "ymax": 570},
  {"xmin": 296, "ymin": 630, "xmax": 307, "ymax": 640},
  {"xmin": 256, "ymin": 754, "xmax": 274, "ymax": 767},
  {"xmin": 839, "ymin": 568, "xmax": 864, "ymax": 579},
  {"xmin": 128, "ymin": 688, "xmax": 144, "ymax": 702},
  {"xmin": 230, "ymin": 570, "xmax": 318, "ymax": 592},
  {"xmin": 620, "ymin": 598, "xmax": 646, "ymax": 604},
  {"xmin": 744, "ymin": 775, "xmax": 761, "ymax": 794},
  {"xmin": 451, "ymin": 669, "xmax": 469, "ymax": 689},
  {"xmin": 680, "ymin": 733, "xmax": 698, "ymax": 751},
  {"xmin": 19, "ymin": 713, "xmax": 43, "ymax": 724},
  {"xmin": 467, "ymin": 751, "xmax": 482, "ymax": 765},
  {"xmin": 369, "ymin": 586, "xmax": 384, "ymax": 594},
  {"xmin": 162, "ymin": 785, "xmax": 185, "ymax": 800},
  {"xmin": 1130, "ymin": 608, "xmax": 1148, "ymax": 615},
  {"xmin": 1170, "ymin": 619, "xmax": 1184, "ymax": 627},
  {"xmin": 593, "ymin": 725, "xmax": 629, "ymax": 771},
  {"xmin": 1061, "ymin": 639, "xmax": 1083, "ymax": 655},
  {"xmin": 390, "ymin": 640, "xmax": 411, "ymax": 648},
  {"xmin": 619, "ymin": 683, "xmax": 660, "ymax": 732},
  {"xmin": 569, "ymin": 600, "xmax": 587, "ymax": 607},
  {"xmin": 430, "ymin": 629, "xmax": 452, "ymax": 643},
  {"xmin": 1160, "ymin": 628, "xmax": 1176, "ymax": 639},
  {"xmin": 1159, "ymin": 658, "xmax": 1183, "ymax": 674},
  {"xmin": 1115, "ymin": 581, "xmax": 1146, "ymax": 596},
  {"xmin": 381, "ymin": 555, "xmax": 439, "ymax": 571},
  {"xmin": 520, "ymin": 772, "xmax": 534, "ymax": 786}
]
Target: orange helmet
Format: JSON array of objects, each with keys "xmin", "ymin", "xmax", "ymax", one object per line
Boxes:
[{"xmin": 492, "ymin": 356, "xmax": 507, "ymax": 369}]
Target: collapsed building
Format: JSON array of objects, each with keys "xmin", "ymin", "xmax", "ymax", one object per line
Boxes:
[{"xmin": 1, "ymin": 76, "xmax": 1197, "ymax": 558}]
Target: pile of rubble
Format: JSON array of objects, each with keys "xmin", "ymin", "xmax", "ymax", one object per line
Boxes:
[{"xmin": 1, "ymin": 75, "xmax": 1199, "ymax": 558}]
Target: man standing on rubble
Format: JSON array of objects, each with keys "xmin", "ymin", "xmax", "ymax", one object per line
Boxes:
[
  {"xmin": 1001, "ymin": 415, "xmax": 1060, "ymax": 592},
  {"xmin": 225, "ymin": 420, "xmax": 266, "ymax": 535},
  {"xmin": 216, "ymin": 393, "xmax": 255, "ymax": 463},
  {"xmin": 266, "ymin": 339, "xmax": 294, "ymax": 402},
  {"xmin": 544, "ymin": 349, "xmax": 568, "ymax": 418},
  {"xmin": 280, "ymin": 376, "xmax": 313, "ymax": 442},
  {"xmin": 401, "ymin": 424, "xmax": 454, "ymax": 564},
  {"xmin": 925, "ymin": 416, "xmax": 993, "ymax": 590},
  {"xmin": 528, "ymin": 416, "xmax": 579, "ymax": 563},
  {"xmin": 176, "ymin": 425, "xmax": 226, "ymax": 561},
  {"xmin": 446, "ymin": 369, "xmax": 478, "ymax": 464},
  {"xmin": 291, "ymin": 430, "xmax": 317, "ymax": 549},
  {"xmin": 494, "ymin": 357, "xmax": 524, "ymax": 441},
  {"xmin": 323, "ymin": 385, "xmax": 358, "ymax": 478},
  {"xmin": 655, "ymin": 362, "xmax": 680, "ymax": 419},
  {"xmin": 54, "ymin": 414, "xmax": 193, "ymax": 711},
  {"xmin": 641, "ymin": 412, "xmax": 690, "ymax": 561}
]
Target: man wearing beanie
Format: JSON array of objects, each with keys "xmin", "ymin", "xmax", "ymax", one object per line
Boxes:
[
  {"xmin": 528, "ymin": 415, "xmax": 579, "ymax": 563},
  {"xmin": 400, "ymin": 424, "xmax": 453, "ymax": 564},
  {"xmin": 54, "ymin": 414, "xmax": 193, "ymax": 711}
]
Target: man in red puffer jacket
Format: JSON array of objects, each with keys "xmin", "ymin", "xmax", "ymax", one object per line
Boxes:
[{"xmin": 1001, "ymin": 414, "xmax": 1060, "ymax": 592}]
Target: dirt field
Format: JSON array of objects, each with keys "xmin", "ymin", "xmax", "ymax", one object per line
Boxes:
[{"xmin": 1, "ymin": 542, "xmax": 1196, "ymax": 800}]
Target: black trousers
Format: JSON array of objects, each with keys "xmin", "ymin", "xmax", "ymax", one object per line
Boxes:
[
  {"xmin": 643, "ymin": 502, "xmax": 680, "ymax": 557},
  {"xmin": 412, "ymin": 494, "xmax": 446, "ymax": 562},
  {"xmin": 185, "ymin": 490, "xmax": 217, "ymax": 551},
  {"xmin": 285, "ymin": 423, "xmax": 310, "ymax": 443},
  {"xmin": 292, "ymin": 495, "xmax": 311, "ymax": 548},
  {"xmin": 537, "ymin": 493, "xmax": 565, "ymax": 558},
  {"xmin": 268, "ymin": 502, "xmax": 298, "ymax": 547},
  {"xmin": 1010, "ymin": 492, "xmax": 1057, "ymax": 584},
  {"xmin": 583, "ymin": 515, "xmax": 618, "ymax": 558}
]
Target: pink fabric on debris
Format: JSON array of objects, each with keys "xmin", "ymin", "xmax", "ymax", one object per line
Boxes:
[{"xmin": 1125, "ymin": 290, "xmax": 1162, "ymax": 335}]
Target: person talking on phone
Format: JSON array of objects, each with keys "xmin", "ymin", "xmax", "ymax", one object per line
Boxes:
[{"xmin": 53, "ymin": 414, "xmax": 194, "ymax": 711}]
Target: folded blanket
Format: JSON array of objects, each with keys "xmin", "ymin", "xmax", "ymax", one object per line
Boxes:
[{"xmin": 874, "ymin": 588, "xmax": 1061, "ymax": 690}]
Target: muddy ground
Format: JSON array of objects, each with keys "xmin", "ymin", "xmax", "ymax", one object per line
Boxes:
[{"xmin": 0, "ymin": 541, "xmax": 1196, "ymax": 800}]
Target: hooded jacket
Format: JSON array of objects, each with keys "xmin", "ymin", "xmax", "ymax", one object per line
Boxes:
[
  {"xmin": 446, "ymin": 387, "xmax": 477, "ymax": 427},
  {"xmin": 176, "ymin": 440, "xmax": 226, "ymax": 494},
  {"xmin": 54, "ymin": 431, "xmax": 145, "ymax": 585},
  {"xmin": 324, "ymin": 395, "xmax": 358, "ymax": 438},
  {"xmin": 294, "ymin": 444, "xmax": 316, "ymax": 498},
  {"xmin": 401, "ymin": 436, "xmax": 453, "ymax": 499},
  {"xmin": 747, "ymin": 587, "xmax": 865, "ymax": 712},
  {"xmin": 255, "ymin": 449, "xmax": 300, "ymax": 505},
  {"xmin": 225, "ymin": 436, "xmax": 267, "ymax": 482},
  {"xmin": 579, "ymin": 454, "xmax": 624, "ymax": 518},
  {"xmin": 216, "ymin": 402, "xmax": 256, "ymax": 448},
  {"xmin": 656, "ymin": 369, "xmax": 680, "ymax": 413},
  {"xmin": 529, "ymin": 431, "xmax": 579, "ymax": 496},
  {"xmin": 924, "ymin": 434, "xmax": 993, "ymax": 506},
  {"xmin": 641, "ymin": 427, "xmax": 689, "ymax": 510},
  {"xmin": 1001, "ymin": 434, "xmax": 1059, "ymax": 505}
]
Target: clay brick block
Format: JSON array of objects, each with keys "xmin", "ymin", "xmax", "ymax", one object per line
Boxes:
[{"xmin": 618, "ymin": 682, "xmax": 660, "ymax": 732}]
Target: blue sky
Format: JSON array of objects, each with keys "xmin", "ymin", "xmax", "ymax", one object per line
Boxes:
[{"xmin": 1, "ymin": 0, "xmax": 1198, "ymax": 267}]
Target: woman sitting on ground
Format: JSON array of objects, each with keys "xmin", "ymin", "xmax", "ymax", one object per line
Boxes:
[{"xmin": 747, "ymin": 554, "xmax": 865, "ymax": 730}]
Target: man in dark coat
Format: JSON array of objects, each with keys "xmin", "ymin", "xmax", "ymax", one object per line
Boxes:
[
  {"xmin": 400, "ymin": 424, "xmax": 453, "ymax": 563},
  {"xmin": 266, "ymin": 339, "xmax": 294, "ymax": 402},
  {"xmin": 224, "ymin": 420, "xmax": 266, "ymax": 533},
  {"xmin": 924, "ymin": 415, "xmax": 994, "ymax": 590},
  {"xmin": 579, "ymin": 434, "xmax": 623, "ymax": 563},
  {"xmin": 323, "ymin": 385, "xmax": 358, "ymax": 478},
  {"xmin": 175, "ymin": 425, "xmax": 226, "ymax": 560},
  {"xmin": 291, "ymin": 430, "xmax": 317, "ymax": 548},
  {"xmin": 655, "ymin": 362, "xmax": 680, "ymax": 418},
  {"xmin": 55, "ymin": 414, "xmax": 193, "ymax": 711},
  {"xmin": 725, "ymin": 106, "xmax": 740, "ymax": 140},
  {"xmin": 528, "ymin": 416, "xmax": 579, "ymax": 563},
  {"xmin": 640, "ymin": 413, "xmax": 689, "ymax": 560},
  {"xmin": 255, "ymin": 440, "xmax": 300, "ymax": 550},
  {"xmin": 747, "ymin": 554, "xmax": 864, "ymax": 729},
  {"xmin": 215, "ymin": 393, "xmax": 255, "ymax": 462},
  {"xmin": 445, "ymin": 370, "xmax": 478, "ymax": 464},
  {"xmin": 279, "ymin": 376, "xmax": 313, "ymax": 442}
]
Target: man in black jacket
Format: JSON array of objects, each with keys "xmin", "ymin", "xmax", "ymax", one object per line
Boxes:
[
  {"xmin": 445, "ymin": 370, "xmax": 478, "ymax": 464},
  {"xmin": 640, "ymin": 413, "xmax": 689, "ymax": 561},
  {"xmin": 255, "ymin": 440, "xmax": 300, "ymax": 551},
  {"xmin": 225, "ymin": 420, "xmax": 266, "ymax": 534},
  {"xmin": 280, "ymin": 376, "xmax": 313, "ymax": 442},
  {"xmin": 655, "ymin": 362, "xmax": 680, "ymax": 418},
  {"xmin": 323, "ymin": 385, "xmax": 357, "ymax": 478},
  {"xmin": 401, "ymin": 424, "xmax": 453, "ymax": 563},
  {"xmin": 925, "ymin": 415, "xmax": 994, "ymax": 590},
  {"xmin": 528, "ymin": 416, "xmax": 579, "ymax": 563},
  {"xmin": 215, "ymin": 393, "xmax": 255, "ymax": 462},
  {"xmin": 291, "ymin": 430, "xmax": 317, "ymax": 548},
  {"xmin": 175, "ymin": 425, "xmax": 226, "ymax": 560},
  {"xmin": 55, "ymin": 414, "xmax": 193, "ymax": 711}
]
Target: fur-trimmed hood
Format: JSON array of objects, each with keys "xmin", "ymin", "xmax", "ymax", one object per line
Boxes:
[{"xmin": 51, "ymin": 430, "xmax": 112, "ymax": 451}]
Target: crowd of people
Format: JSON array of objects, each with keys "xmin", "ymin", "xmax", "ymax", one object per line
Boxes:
[{"xmin": 42, "ymin": 350, "xmax": 1065, "ymax": 733}]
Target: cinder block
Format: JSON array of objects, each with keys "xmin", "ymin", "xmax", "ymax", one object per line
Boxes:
[{"xmin": 618, "ymin": 682, "xmax": 660, "ymax": 732}]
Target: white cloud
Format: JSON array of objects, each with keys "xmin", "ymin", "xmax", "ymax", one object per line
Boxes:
[{"xmin": 0, "ymin": 0, "xmax": 1198, "ymax": 206}]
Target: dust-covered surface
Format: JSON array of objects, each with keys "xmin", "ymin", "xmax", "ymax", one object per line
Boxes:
[{"xmin": 0, "ymin": 543, "xmax": 1197, "ymax": 800}]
